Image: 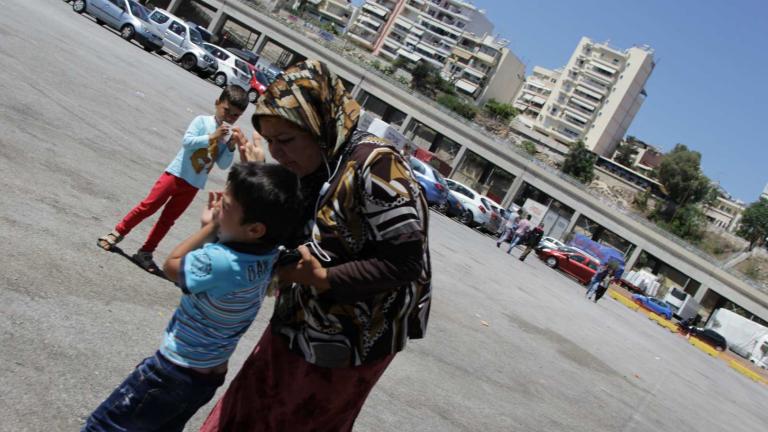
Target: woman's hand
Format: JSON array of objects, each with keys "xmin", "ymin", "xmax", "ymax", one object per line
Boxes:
[
  {"xmin": 277, "ymin": 245, "xmax": 329, "ymax": 290},
  {"xmin": 200, "ymin": 191, "xmax": 223, "ymax": 227},
  {"xmin": 233, "ymin": 127, "xmax": 266, "ymax": 163}
]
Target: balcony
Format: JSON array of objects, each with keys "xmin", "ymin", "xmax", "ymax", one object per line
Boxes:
[
  {"xmin": 455, "ymin": 78, "xmax": 479, "ymax": 96},
  {"xmin": 362, "ymin": 3, "xmax": 390, "ymax": 19},
  {"xmin": 347, "ymin": 30, "xmax": 377, "ymax": 49},
  {"xmin": 474, "ymin": 50, "xmax": 497, "ymax": 66}
]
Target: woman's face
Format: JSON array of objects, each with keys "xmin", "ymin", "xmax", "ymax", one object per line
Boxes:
[{"xmin": 259, "ymin": 116, "xmax": 324, "ymax": 177}]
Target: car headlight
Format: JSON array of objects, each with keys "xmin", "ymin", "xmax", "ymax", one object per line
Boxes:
[{"xmin": 203, "ymin": 54, "xmax": 214, "ymax": 63}]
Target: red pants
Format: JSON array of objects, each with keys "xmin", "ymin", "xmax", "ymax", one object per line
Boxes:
[
  {"xmin": 200, "ymin": 326, "xmax": 395, "ymax": 432},
  {"xmin": 115, "ymin": 172, "xmax": 198, "ymax": 253}
]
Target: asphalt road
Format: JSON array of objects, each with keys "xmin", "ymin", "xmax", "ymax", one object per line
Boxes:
[{"xmin": 1, "ymin": 1, "xmax": 767, "ymax": 431}]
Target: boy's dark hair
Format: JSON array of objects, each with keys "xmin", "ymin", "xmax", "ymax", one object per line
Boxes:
[
  {"xmin": 227, "ymin": 163, "xmax": 303, "ymax": 245},
  {"xmin": 219, "ymin": 86, "xmax": 249, "ymax": 112},
  {"xmin": 526, "ymin": 214, "xmax": 532, "ymax": 220}
]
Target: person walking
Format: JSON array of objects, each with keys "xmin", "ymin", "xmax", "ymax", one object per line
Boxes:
[
  {"xmin": 496, "ymin": 209, "xmax": 521, "ymax": 247},
  {"xmin": 518, "ymin": 222, "xmax": 545, "ymax": 262},
  {"xmin": 198, "ymin": 60, "xmax": 432, "ymax": 432},
  {"xmin": 507, "ymin": 214, "xmax": 532, "ymax": 254}
]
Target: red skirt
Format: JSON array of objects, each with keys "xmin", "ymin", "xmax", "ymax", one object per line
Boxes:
[{"xmin": 199, "ymin": 325, "xmax": 395, "ymax": 432}]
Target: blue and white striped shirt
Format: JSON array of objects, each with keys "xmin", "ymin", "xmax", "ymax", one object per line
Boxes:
[{"xmin": 160, "ymin": 243, "xmax": 278, "ymax": 368}]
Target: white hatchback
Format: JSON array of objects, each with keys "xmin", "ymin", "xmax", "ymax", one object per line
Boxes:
[
  {"xmin": 445, "ymin": 179, "xmax": 491, "ymax": 227},
  {"xmin": 202, "ymin": 43, "xmax": 252, "ymax": 91}
]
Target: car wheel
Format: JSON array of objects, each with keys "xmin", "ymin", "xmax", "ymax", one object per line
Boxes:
[
  {"xmin": 214, "ymin": 73, "xmax": 227, "ymax": 87},
  {"xmin": 143, "ymin": 45, "xmax": 155, "ymax": 52},
  {"xmin": 120, "ymin": 24, "xmax": 135, "ymax": 40},
  {"xmin": 459, "ymin": 210, "xmax": 473, "ymax": 226},
  {"xmin": 180, "ymin": 54, "xmax": 197, "ymax": 71},
  {"xmin": 248, "ymin": 89, "xmax": 258, "ymax": 103},
  {"xmin": 545, "ymin": 257, "xmax": 558, "ymax": 268},
  {"xmin": 715, "ymin": 346, "xmax": 724, "ymax": 352},
  {"xmin": 436, "ymin": 202, "xmax": 448, "ymax": 214},
  {"xmin": 72, "ymin": 0, "xmax": 86, "ymax": 13}
]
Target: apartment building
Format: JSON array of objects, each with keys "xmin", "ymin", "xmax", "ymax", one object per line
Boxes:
[
  {"xmin": 441, "ymin": 32, "xmax": 525, "ymax": 103},
  {"xmin": 523, "ymin": 37, "xmax": 655, "ymax": 156},
  {"xmin": 346, "ymin": 0, "xmax": 403, "ymax": 51},
  {"xmin": 704, "ymin": 193, "xmax": 745, "ymax": 233},
  {"xmin": 303, "ymin": 0, "xmax": 356, "ymax": 32},
  {"xmin": 513, "ymin": 66, "xmax": 561, "ymax": 123}
]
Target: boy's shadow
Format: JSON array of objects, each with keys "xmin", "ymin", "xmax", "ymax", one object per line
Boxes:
[{"xmin": 108, "ymin": 246, "xmax": 168, "ymax": 281}]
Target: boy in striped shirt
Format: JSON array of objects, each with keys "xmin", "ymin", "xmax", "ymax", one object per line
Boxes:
[{"xmin": 82, "ymin": 163, "xmax": 302, "ymax": 432}]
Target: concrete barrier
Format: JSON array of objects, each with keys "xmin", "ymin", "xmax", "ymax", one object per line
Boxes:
[
  {"xmin": 608, "ymin": 289, "xmax": 639, "ymax": 311},
  {"xmin": 689, "ymin": 337, "xmax": 721, "ymax": 357},
  {"xmin": 647, "ymin": 313, "xmax": 680, "ymax": 333},
  {"xmin": 728, "ymin": 360, "xmax": 768, "ymax": 385}
]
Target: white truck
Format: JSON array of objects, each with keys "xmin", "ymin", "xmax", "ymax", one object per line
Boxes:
[
  {"xmin": 663, "ymin": 287, "xmax": 701, "ymax": 322},
  {"xmin": 705, "ymin": 308, "xmax": 768, "ymax": 368}
]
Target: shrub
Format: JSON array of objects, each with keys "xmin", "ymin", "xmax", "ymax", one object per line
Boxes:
[{"xmin": 437, "ymin": 94, "xmax": 478, "ymax": 120}]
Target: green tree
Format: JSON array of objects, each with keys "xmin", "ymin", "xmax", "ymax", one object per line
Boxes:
[
  {"xmin": 655, "ymin": 144, "xmax": 712, "ymax": 221},
  {"xmin": 484, "ymin": 99, "xmax": 519, "ymax": 121},
  {"xmin": 521, "ymin": 140, "xmax": 537, "ymax": 155},
  {"xmin": 614, "ymin": 142, "xmax": 639, "ymax": 167},
  {"xmin": 657, "ymin": 204, "xmax": 707, "ymax": 240},
  {"xmin": 737, "ymin": 199, "xmax": 768, "ymax": 250},
  {"xmin": 561, "ymin": 141, "xmax": 596, "ymax": 183},
  {"xmin": 436, "ymin": 94, "xmax": 478, "ymax": 120}
]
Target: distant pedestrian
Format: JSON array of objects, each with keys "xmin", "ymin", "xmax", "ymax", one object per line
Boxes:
[
  {"xmin": 96, "ymin": 86, "xmax": 249, "ymax": 273},
  {"xmin": 507, "ymin": 214, "xmax": 532, "ymax": 253},
  {"xmin": 586, "ymin": 261, "xmax": 619, "ymax": 302},
  {"xmin": 497, "ymin": 209, "xmax": 521, "ymax": 247},
  {"xmin": 518, "ymin": 222, "xmax": 545, "ymax": 262}
]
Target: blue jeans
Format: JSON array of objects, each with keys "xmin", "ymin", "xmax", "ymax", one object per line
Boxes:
[
  {"xmin": 507, "ymin": 234, "xmax": 524, "ymax": 252},
  {"xmin": 82, "ymin": 352, "xmax": 225, "ymax": 432}
]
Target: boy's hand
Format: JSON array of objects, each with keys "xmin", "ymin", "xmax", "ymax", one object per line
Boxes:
[
  {"xmin": 211, "ymin": 123, "xmax": 231, "ymax": 142},
  {"xmin": 233, "ymin": 128, "xmax": 266, "ymax": 163},
  {"xmin": 277, "ymin": 245, "xmax": 329, "ymax": 290},
  {"xmin": 200, "ymin": 191, "xmax": 223, "ymax": 227}
]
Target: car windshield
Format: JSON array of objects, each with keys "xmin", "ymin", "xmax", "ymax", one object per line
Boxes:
[
  {"xmin": 189, "ymin": 28, "xmax": 203, "ymax": 45},
  {"xmin": 128, "ymin": 1, "xmax": 148, "ymax": 20}
]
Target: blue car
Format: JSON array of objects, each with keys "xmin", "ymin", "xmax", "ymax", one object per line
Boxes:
[
  {"xmin": 409, "ymin": 157, "xmax": 449, "ymax": 210},
  {"xmin": 631, "ymin": 294, "xmax": 673, "ymax": 320}
]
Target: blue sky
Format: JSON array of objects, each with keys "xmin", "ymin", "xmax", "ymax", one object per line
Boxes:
[{"xmin": 352, "ymin": 0, "xmax": 768, "ymax": 202}]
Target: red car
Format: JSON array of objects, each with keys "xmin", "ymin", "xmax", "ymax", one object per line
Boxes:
[
  {"xmin": 245, "ymin": 64, "xmax": 268, "ymax": 103},
  {"xmin": 536, "ymin": 248, "xmax": 600, "ymax": 285}
]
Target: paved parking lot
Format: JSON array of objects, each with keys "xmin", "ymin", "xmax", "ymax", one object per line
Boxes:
[{"xmin": 2, "ymin": 1, "xmax": 768, "ymax": 431}]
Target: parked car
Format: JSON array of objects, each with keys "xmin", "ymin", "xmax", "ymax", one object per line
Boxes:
[
  {"xmin": 187, "ymin": 21, "xmax": 212, "ymax": 42},
  {"xmin": 201, "ymin": 43, "xmax": 252, "ymax": 90},
  {"xmin": 686, "ymin": 327, "xmax": 728, "ymax": 351},
  {"xmin": 263, "ymin": 63, "xmax": 283, "ymax": 84},
  {"xmin": 409, "ymin": 157, "xmax": 449, "ymax": 210},
  {"xmin": 445, "ymin": 179, "xmax": 490, "ymax": 228},
  {"xmin": 72, "ymin": 0, "xmax": 164, "ymax": 52},
  {"xmin": 445, "ymin": 190, "xmax": 469, "ymax": 219},
  {"xmin": 631, "ymin": 294, "xmax": 674, "ymax": 320},
  {"xmin": 536, "ymin": 249, "xmax": 601, "ymax": 285},
  {"xmin": 146, "ymin": 8, "xmax": 217, "ymax": 77},
  {"xmin": 537, "ymin": 236, "xmax": 566, "ymax": 252},
  {"xmin": 481, "ymin": 197, "xmax": 503, "ymax": 234},
  {"xmin": 228, "ymin": 48, "xmax": 260, "ymax": 66}
]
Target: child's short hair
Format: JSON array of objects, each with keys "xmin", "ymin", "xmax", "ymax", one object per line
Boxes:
[
  {"xmin": 227, "ymin": 163, "xmax": 302, "ymax": 245},
  {"xmin": 219, "ymin": 86, "xmax": 249, "ymax": 112}
]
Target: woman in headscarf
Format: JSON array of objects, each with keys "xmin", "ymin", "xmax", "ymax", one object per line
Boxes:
[{"xmin": 200, "ymin": 60, "xmax": 432, "ymax": 431}]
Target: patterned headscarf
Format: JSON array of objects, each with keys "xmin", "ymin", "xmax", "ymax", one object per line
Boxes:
[{"xmin": 253, "ymin": 60, "xmax": 360, "ymax": 159}]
